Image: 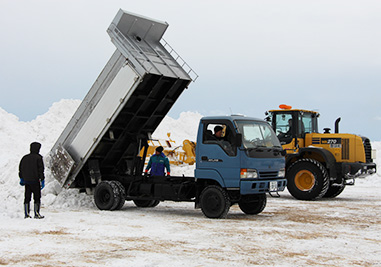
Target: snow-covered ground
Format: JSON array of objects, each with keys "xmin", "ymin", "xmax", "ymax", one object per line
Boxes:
[{"xmin": 0, "ymin": 100, "xmax": 380, "ymax": 266}]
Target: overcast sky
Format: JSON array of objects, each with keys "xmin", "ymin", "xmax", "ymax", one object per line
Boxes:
[{"xmin": 0, "ymin": 0, "xmax": 380, "ymax": 140}]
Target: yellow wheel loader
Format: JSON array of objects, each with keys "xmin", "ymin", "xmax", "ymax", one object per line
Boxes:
[
  {"xmin": 266, "ymin": 105, "xmax": 376, "ymax": 200},
  {"xmin": 139, "ymin": 133, "xmax": 196, "ymax": 166}
]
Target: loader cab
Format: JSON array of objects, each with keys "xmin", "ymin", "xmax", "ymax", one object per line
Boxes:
[{"xmin": 268, "ymin": 106, "xmax": 319, "ymax": 148}]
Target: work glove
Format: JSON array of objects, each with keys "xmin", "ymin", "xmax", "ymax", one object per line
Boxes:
[
  {"xmin": 40, "ymin": 180, "xmax": 45, "ymax": 190},
  {"xmin": 19, "ymin": 178, "xmax": 25, "ymax": 186}
]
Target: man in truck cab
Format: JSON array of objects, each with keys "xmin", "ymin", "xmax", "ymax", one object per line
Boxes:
[
  {"xmin": 213, "ymin": 125, "xmax": 225, "ymax": 141},
  {"xmin": 145, "ymin": 146, "xmax": 171, "ymax": 176}
]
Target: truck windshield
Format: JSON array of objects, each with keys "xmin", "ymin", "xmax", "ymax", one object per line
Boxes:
[{"xmin": 236, "ymin": 121, "xmax": 281, "ymax": 149}]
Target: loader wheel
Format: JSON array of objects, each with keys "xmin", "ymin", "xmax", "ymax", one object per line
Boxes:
[
  {"xmin": 111, "ymin": 181, "xmax": 126, "ymax": 210},
  {"xmin": 94, "ymin": 181, "xmax": 121, "ymax": 210},
  {"xmin": 133, "ymin": 199, "xmax": 160, "ymax": 208},
  {"xmin": 200, "ymin": 185, "xmax": 230, "ymax": 219},
  {"xmin": 323, "ymin": 183, "xmax": 346, "ymax": 198},
  {"xmin": 238, "ymin": 194, "xmax": 267, "ymax": 215},
  {"xmin": 286, "ymin": 159, "xmax": 329, "ymax": 200}
]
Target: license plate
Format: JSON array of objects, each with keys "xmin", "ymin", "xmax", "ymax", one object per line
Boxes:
[{"xmin": 269, "ymin": 181, "xmax": 278, "ymax": 192}]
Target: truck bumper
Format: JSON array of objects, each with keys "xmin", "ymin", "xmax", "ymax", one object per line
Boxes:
[
  {"xmin": 342, "ymin": 162, "xmax": 377, "ymax": 179},
  {"xmin": 240, "ymin": 179, "xmax": 287, "ymax": 195}
]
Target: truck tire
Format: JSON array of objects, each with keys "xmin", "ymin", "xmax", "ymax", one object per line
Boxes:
[
  {"xmin": 133, "ymin": 199, "xmax": 160, "ymax": 208},
  {"xmin": 286, "ymin": 158, "xmax": 329, "ymax": 200},
  {"xmin": 238, "ymin": 193, "xmax": 267, "ymax": 215},
  {"xmin": 149, "ymin": 200, "xmax": 160, "ymax": 207},
  {"xmin": 94, "ymin": 181, "xmax": 121, "ymax": 210},
  {"xmin": 111, "ymin": 181, "xmax": 126, "ymax": 210},
  {"xmin": 200, "ymin": 185, "xmax": 231, "ymax": 219},
  {"xmin": 323, "ymin": 183, "xmax": 346, "ymax": 198}
]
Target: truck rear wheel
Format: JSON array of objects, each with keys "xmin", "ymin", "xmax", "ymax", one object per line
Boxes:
[
  {"xmin": 133, "ymin": 199, "xmax": 160, "ymax": 208},
  {"xmin": 111, "ymin": 181, "xmax": 126, "ymax": 210},
  {"xmin": 200, "ymin": 185, "xmax": 230, "ymax": 219},
  {"xmin": 323, "ymin": 183, "xmax": 346, "ymax": 198},
  {"xmin": 94, "ymin": 181, "xmax": 121, "ymax": 210},
  {"xmin": 238, "ymin": 194, "xmax": 267, "ymax": 215},
  {"xmin": 286, "ymin": 158, "xmax": 329, "ymax": 200}
]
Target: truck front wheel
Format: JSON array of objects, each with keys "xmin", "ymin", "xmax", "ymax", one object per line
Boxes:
[
  {"xmin": 200, "ymin": 185, "xmax": 231, "ymax": 219},
  {"xmin": 238, "ymin": 194, "xmax": 267, "ymax": 215},
  {"xmin": 286, "ymin": 158, "xmax": 329, "ymax": 200}
]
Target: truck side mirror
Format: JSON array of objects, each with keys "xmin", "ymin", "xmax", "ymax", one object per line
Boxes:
[{"xmin": 235, "ymin": 133, "xmax": 242, "ymax": 147}]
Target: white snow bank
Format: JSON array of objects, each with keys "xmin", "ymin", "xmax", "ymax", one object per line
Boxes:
[{"xmin": 0, "ymin": 99, "xmax": 82, "ymax": 217}]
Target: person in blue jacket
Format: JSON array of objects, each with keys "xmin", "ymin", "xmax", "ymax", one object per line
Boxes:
[{"xmin": 144, "ymin": 146, "xmax": 170, "ymax": 176}]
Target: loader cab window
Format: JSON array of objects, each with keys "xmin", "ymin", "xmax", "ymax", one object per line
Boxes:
[
  {"xmin": 274, "ymin": 113, "xmax": 294, "ymax": 144},
  {"xmin": 300, "ymin": 112, "xmax": 318, "ymax": 134},
  {"xmin": 203, "ymin": 122, "xmax": 236, "ymax": 156}
]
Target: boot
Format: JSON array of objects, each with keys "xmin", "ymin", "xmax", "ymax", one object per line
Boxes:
[
  {"xmin": 24, "ymin": 203, "xmax": 32, "ymax": 219},
  {"xmin": 34, "ymin": 203, "xmax": 44, "ymax": 219}
]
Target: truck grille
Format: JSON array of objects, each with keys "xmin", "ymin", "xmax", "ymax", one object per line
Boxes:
[
  {"xmin": 259, "ymin": 171, "xmax": 279, "ymax": 179},
  {"xmin": 342, "ymin": 138, "xmax": 349, "ymax": 160},
  {"xmin": 362, "ymin": 137, "xmax": 373, "ymax": 163}
]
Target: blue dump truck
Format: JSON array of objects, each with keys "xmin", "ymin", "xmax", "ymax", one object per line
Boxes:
[{"xmin": 48, "ymin": 10, "xmax": 286, "ymax": 218}]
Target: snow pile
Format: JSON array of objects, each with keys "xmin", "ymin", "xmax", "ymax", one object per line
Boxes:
[
  {"xmin": 0, "ymin": 100, "xmax": 202, "ymax": 218},
  {"xmin": 153, "ymin": 111, "xmax": 202, "ymax": 143},
  {"xmin": 0, "ymin": 99, "xmax": 81, "ymax": 217}
]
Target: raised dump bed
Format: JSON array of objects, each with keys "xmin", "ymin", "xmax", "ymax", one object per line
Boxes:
[{"xmin": 49, "ymin": 9, "xmax": 196, "ymax": 189}]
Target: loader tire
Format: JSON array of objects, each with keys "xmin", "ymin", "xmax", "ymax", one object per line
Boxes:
[
  {"xmin": 323, "ymin": 183, "xmax": 346, "ymax": 198},
  {"xmin": 286, "ymin": 158, "xmax": 329, "ymax": 200},
  {"xmin": 200, "ymin": 185, "xmax": 230, "ymax": 219},
  {"xmin": 238, "ymin": 193, "xmax": 267, "ymax": 215},
  {"xmin": 133, "ymin": 199, "xmax": 159, "ymax": 208},
  {"xmin": 111, "ymin": 181, "xmax": 126, "ymax": 210},
  {"xmin": 94, "ymin": 181, "xmax": 121, "ymax": 210}
]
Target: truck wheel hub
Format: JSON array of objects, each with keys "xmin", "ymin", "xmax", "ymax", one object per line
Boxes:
[{"xmin": 295, "ymin": 170, "xmax": 315, "ymax": 191}]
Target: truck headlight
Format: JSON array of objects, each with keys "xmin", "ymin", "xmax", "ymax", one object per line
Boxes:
[
  {"xmin": 278, "ymin": 168, "xmax": 285, "ymax": 178},
  {"xmin": 240, "ymin": 168, "xmax": 258, "ymax": 179}
]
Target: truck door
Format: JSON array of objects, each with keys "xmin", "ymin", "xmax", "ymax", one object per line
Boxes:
[{"xmin": 196, "ymin": 120, "xmax": 241, "ymax": 188}]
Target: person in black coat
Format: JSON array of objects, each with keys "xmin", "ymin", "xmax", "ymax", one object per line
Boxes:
[{"xmin": 19, "ymin": 142, "xmax": 45, "ymax": 219}]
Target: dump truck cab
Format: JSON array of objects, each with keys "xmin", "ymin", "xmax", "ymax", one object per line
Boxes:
[
  {"xmin": 196, "ymin": 115, "xmax": 286, "ymax": 194},
  {"xmin": 267, "ymin": 105, "xmax": 377, "ymax": 200},
  {"xmin": 193, "ymin": 115, "xmax": 287, "ymax": 218}
]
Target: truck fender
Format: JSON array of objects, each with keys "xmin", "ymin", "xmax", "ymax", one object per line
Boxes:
[
  {"xmin": 286, "ymin": 147, "xmax": 337, "ymax": 178},
  {"xmin": 194, "ymin": 169, "xmax": 226, "ymax": 188}
]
